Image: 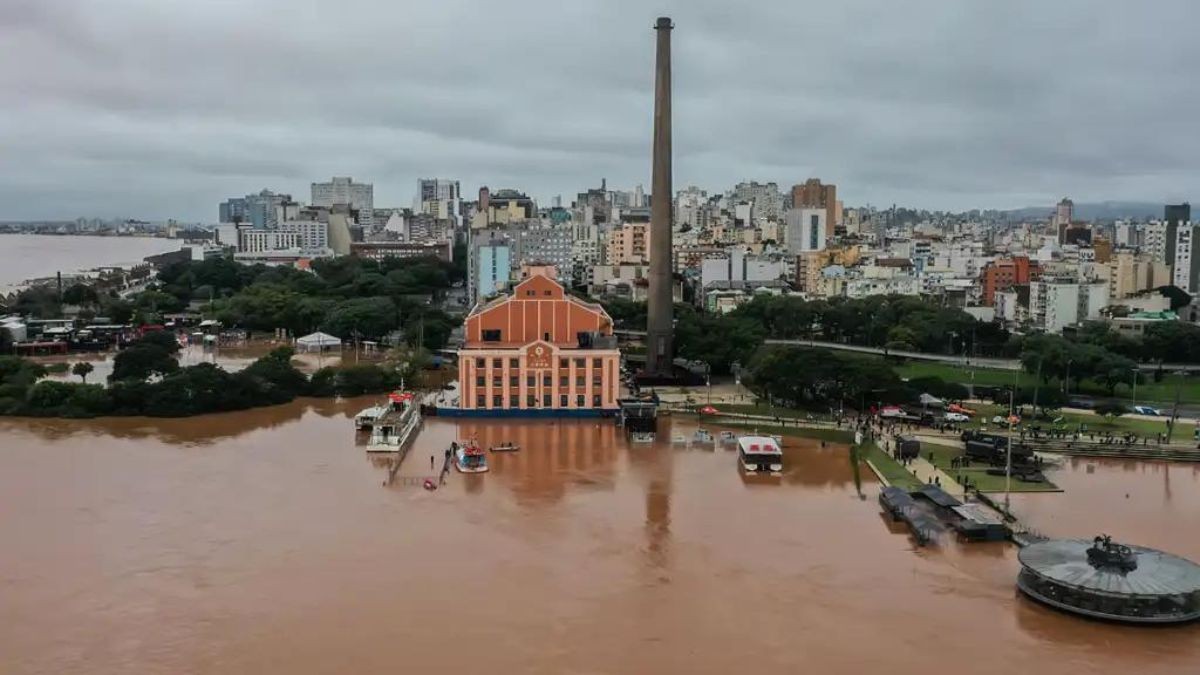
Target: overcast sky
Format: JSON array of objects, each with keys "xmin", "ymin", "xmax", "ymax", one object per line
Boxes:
[{"xmin": 1, "ymin": 0, "xmax": 1197, "ymax": 221}]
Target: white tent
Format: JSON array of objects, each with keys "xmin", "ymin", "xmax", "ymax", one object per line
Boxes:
[{"xmin": 295, "ymin": 331, "xmax": 342, "ymax": 352}]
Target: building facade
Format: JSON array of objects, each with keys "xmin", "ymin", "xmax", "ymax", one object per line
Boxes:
[
  {"xmin": 1173, "ymin": 223, "xmax": 1200, "ymax": 294},
  {"xmin": 458, "ymin": 267, "xmax": 620, "ymax": 414},
  {"xmin": 607, "ymin": 221, "xmax": 651, "ymax": 264},
  {"xmin": 311, "ymin": 177, "xmax": 374, "ymax": 228},
  {"xmin": 350, "ymin": 241, "xmax": 452, "ymax": 262},
  {"xmin": 790, "ymin": 179, "xmax": 837, "ymax": 237},
  {"xmin": 980, "ymin": 256, "xmax": 1040, "ymax": 306},
  {"xmin": 784, "ymin": 208, "xmax": 827, "ymax": 255},
  {"xmin": 416, "ymin": 178, "xmax": 463, "ymax": 227}
]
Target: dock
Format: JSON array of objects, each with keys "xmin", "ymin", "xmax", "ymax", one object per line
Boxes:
[{"xmin": 362, "ymin": 397, "xmax": 424, "ymax": 485}]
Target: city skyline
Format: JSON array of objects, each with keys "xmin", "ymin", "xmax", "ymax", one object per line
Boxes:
[{"xmin": 2, "ymin": 0, "xmax": 1198, "ymax": 220}]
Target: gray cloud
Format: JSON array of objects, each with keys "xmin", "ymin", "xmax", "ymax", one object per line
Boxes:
[{"xmin": 1, "ymin": 0, "xmax": 1197, "ymax": 220}]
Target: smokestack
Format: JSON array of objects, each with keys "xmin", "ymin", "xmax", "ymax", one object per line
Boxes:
[{"xmin": 646, "ymin": 16, "xmax": 674, "ymax": 378}]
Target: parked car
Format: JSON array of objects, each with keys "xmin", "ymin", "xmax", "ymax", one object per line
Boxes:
[
  {"xmin": 944, "ymin": 412, "xmax": 971, "ymax": 423},
  {"xmin": 992, "ymin": 414, "xmax": 1021, "ymax": 425},
  {"xmin": 1131, "ymin": 405, "xmax": 1163, "ymax": 416}
]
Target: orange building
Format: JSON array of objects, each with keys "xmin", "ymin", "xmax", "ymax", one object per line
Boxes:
[
  {"xmin": 458, "ymin": 266, "xmax": 620, "ymax": 414},
  {"xmin": 981, "ymin": 256, "xmax": 1041, "ymax": 306}
]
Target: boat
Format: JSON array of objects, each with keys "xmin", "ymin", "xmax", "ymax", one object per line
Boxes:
[
  {"xmin": 354, "ymin": 405, "xmax": 387, "ymax": 431},
  {"xmin": 491, "ymin": 442, "xmax": 520, "ymax": 452},
  {"xmin": 693, "ymin": 429, "xmax": 714, "ymax": 444},
  {"xmin": 737, "ymin": 435, "xmax": 784, "ymax": 474},
  {"xmin": 454, "ymin": 442, "xmax": 489, "ymax": 473},
  {"xmin": 718, "ymin": 430, "xmax": 736, "ymax": 443},
  {"xmin": 365, "ymin": 392, "xmax": 422, "ymax": 453},
  {"xmin": 631, "ymin": 431, "xmax": 656, "ymax": 443},
  {"xmin": 672, "ymin": 434, "xmax": 688, "ymax": 444}
]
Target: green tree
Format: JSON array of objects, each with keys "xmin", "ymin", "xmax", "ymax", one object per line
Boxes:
[
  {"xmin": 1094, "ymin": 401, "xmax": 1127, "ymax": 418},
  {"xmin": 62, "ymin": 283, "xmax": 99, "ymax": 306},
  {"xmin": 71, "ymin": 361, "xmax": 94, "ymax": 383},
  {"xmin": 110, "ymin": 333, "xmax": 180, "ymax": 382}
]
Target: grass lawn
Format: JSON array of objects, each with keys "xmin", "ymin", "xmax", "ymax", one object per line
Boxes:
[
  {"xmin": 960, "ymin": 403, "xmax": 1193, "ymax": 443},
  {"xmin": 861, "ymin": 441, "xmax": 922, "ymax": 489},
  {"xmin": 893, "ymin": 360, "xmax": 1200, "ymax": 406},
  {"xmin": 917, "ymin": 442, "xmax": 1060, "ymax": 493}
]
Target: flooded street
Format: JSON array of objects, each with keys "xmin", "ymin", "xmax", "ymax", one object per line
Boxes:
[{"xmin": 1, "ymin": 402, "xmax": 1197, "ymax": 674}]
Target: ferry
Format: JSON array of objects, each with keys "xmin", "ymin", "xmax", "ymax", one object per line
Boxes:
[
  {"xmin": 354, "ymin": 405, "xmax": 387, "ymax": 431},
  {"xmin": 455, "ymin": 442, "xmax": 489, "ymax": 473},
  {"xmin": 737, "ymin": 435, "xmax": 784, "ymax": 474},
  {"xmin": 365, "ymin": 392, "xmax": 422, "ymax": 453},
  {"xmin": 490, "ymin": 442, "xmax": 520, "ymax": 452}
]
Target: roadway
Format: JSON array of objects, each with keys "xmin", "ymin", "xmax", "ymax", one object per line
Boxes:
[{"xmin": 761, "ymin": 339, "xmax": 1200, "ymax": 373}]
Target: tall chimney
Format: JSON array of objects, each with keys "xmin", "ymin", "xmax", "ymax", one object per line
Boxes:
[{"xmin": 646, "ymin": 16, "xmax": 674, "ymax": 378}]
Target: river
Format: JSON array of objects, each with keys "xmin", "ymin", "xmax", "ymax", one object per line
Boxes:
[
  {"xmin": 0, "ymin": 234, "xmax": 184, "ymax": 292},
  {"xmin": 0, "ymin": 404, "xmax": 1196, "ymax": 674}
]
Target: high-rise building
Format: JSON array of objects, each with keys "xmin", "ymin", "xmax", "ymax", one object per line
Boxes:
[
  {"xmin": 1164, "ymin": 203, "xmax": 1191, "ymax": 267},
  {"xmin": 311, "ymin": 177, "xmax": 374, "ymax": 228},
  {"xmin": 980, "ymin": 256, "xmax": 1040, "ymax": 306},
  {"xmin": 607, "ymin": 221, "xmax": 651, "ymax": 265},
  {"xmin": 790, "ymin": 179, "xmax": 837, "ymax": 238},
  {"xmin": 784, "ymin": 208, "xmax": 827, "ymax": 255},
  {"xmin": 1172, "ymin": 223, "xmax": 1200, "ymax": 294},
  {"xmin": 219, "ymin": 190, "xmax": 291, "ymax": 228},
  {"xmin": 731, "ymin": 181, "xmax": 783, "ymax": 221},
  {"xmin": 1055, "ymin": 198, "xmax": 1074, "ymax": 227},
  {"xmin": 415, "ymin": 178, "xmax": 463, "ymax": 227}
]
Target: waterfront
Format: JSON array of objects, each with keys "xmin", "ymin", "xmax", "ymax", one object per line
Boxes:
[
  {"xmin": 0, "ymin": 403, "xmax": 1197, "ymax": 674},
  {"xmin": 0, "ymin": 234, "xmax": 183, "ymax": 292}
]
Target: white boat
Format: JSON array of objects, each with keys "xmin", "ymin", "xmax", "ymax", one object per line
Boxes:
[
  {"xmin": 454, "ymin": 443, "xmax": 489, "ymax": 473},
  {"xmin": 672, "ymin": 434, "xmax": 688, "ymax": 444},
  {"xmin": 693, "ymin": 429, "xmax": 714, "ymax": 444},
  {"xmin": 718, "ymin": 431, "xmax": 737, "ymax": 443},
  {"xmin": 365, "ymin": 394, "xmax": 422, "ymax": 453},
  {"xmin": 354, "ymin": 405, "xmax": 387, "ymax": 431},
  {"xmin": 631, "ymin": 432, "xmax": 656, "ymax": 444},
  {"xmin": 737, "ymin": 435, "xmax": 784, "ymax": 474},
  {"xmin": 491, "ymin": 442, "xmax": 520, "ymax": 452}
]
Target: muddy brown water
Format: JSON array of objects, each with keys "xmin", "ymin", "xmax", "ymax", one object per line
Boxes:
[{"xmin": 1, "ymin": 400, "xmax": 1197, "ymax": 674}]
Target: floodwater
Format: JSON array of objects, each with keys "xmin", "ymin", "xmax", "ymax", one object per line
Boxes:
[
  {"xmin": 0, "ymin": 234, "xmax": 183, "ymax": 291},
  {"xmin": 1, "ymin": 403, "xmax": 1197, "ymax": 674}
]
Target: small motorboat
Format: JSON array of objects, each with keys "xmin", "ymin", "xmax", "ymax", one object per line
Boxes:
[
  {"xmin": 718, "ymin": 431, "xmax": 737, "ymax": 443},
  {"xmin": 693, "ymin": 429, "xmax": 714, "ymax": 444},
  {"xmin": 672, "ymin": 434, "xmax": 688, "ymax": 444},
  {"xmin": 454, "ymin": 442, "xmax": 489, "ymax": 473},
  {"xmin": 491, "ymin": 442, "xmax": 521, "ymax": 452},
  {"xmin": 631, "ymin": 432, "xmax": 656, "ymax": 444}
]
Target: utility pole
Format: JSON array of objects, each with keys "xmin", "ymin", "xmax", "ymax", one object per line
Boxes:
[{"xmin": 1005, "ymin": 385, "xmax": 1014, "ymax": 511}]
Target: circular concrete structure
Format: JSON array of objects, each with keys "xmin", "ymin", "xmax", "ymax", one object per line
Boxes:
[{"xmin": 1017, "ymin": 537, "xmax": 1200, "ymax": 623}]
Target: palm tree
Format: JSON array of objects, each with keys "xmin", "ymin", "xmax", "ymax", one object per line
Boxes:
[{"xmin": 72, "ymin": 361, "xmax": 94, "ymax": 384}]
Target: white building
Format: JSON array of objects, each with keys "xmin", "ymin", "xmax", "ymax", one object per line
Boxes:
[
  {"xmin": 311, "ymin": 176, "xmax": 374, "ymax": 228},
  {"xmin": 784, "ymin": 208, "xmax": 827, "ymax": 255},
  {"xmin": 1172, "ymin": 224, "xmax": 1200, "ymax": 293},
  {"xmin": 731, "ymin": 181, "xmax": 783, "ymax": 221},
  {"xmin": 1144, "ymin": 221, "xmax": 1169, "ymax": 263},
  {"xmin": 415, "ymin": 178, "xmax": 463, "ymax": 228},
  {"xmin": 279, "ymin": 220, "xmax": 330, "ymax": 255},
  {"xmin": 1030, "ymin": 280, "xmax": 1110, "ymax": 334},
  {"xmin": 238, "ymin": 226, "xmax": 300, "ymax": 253},
  {"xmin": 700, "ymin": 248, "xmax": 786, "ymax": 287}
]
